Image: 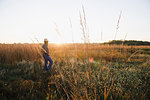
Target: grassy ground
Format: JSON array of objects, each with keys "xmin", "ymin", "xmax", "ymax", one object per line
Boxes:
[{"xmin": 0, "ymin": 44, "xmax": 150, "ymax": 100}]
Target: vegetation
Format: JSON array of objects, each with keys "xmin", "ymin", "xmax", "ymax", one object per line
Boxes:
[
  {"xmin": 0, "ymin": 43, "xmax": 150, "ymax": 100},
  {"xmin": 104, "ymin": 40, "xmax": 150, "ymax": 46}
]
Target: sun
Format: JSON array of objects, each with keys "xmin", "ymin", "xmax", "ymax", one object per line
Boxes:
[
  {"xmin": 54, "ymin": 42, "xmax": 64, "ymax": 45},
  {"xmin": 53, "ymin": 39, "xmax": 65, "ymax": 45}
]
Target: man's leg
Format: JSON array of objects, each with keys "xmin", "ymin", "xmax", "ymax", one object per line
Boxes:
[
  {"xmin": 46, "ymin": 55, "xmax": 53, "ymax": 70},
  {"xmin": 43, "ymin": 54, "xmax": 48, "ymax": 71}
]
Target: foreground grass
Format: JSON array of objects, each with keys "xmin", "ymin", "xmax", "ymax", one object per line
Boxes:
[{"xmin": 0, "ymin": 44, "xmax": 150, "ymax": 99}]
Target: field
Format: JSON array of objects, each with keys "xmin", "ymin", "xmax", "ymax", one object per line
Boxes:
[{"xmin": 0, "ymin": 43, "xmax": 150, "ymax": 100}]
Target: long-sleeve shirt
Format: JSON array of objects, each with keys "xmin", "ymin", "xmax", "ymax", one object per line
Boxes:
[{"xmin": 42, "ymin": 44, "xmax": 49, "ymax": 55}]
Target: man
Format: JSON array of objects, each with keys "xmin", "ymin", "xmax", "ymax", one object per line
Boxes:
[{"xmin": 41, "ymin": 38, "xmax": 53, "ymax": 71}]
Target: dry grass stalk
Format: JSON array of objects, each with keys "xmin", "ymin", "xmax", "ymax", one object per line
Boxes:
[
  {"xmin": 73, "ymin": 72, "xmax": 77, "ymax": 85},
  {"xmin": 86, "ymin": 71, "xmax": 90, "ymax": 80},
  {"xmin": 84, "ymin": 87, "xmax": 89, "ymax": 100},
  {"xmin": 54, "ymin": 23, "xmax": 61, "ymax": 37},
  {"xmin": 114, "ymin": 10, "xmax": 122, "ymax": 40},
  {"xmin": 101, "ymin": 31, "xmax": 103, "ymax": 41},
  {"xmin": 122, "ymin": 33, "xmax": 128, "ymax": 45},
  {"xmin": 104, "ymin": 78, "xmax": 114, "ymax": 100},
  {"xmin": 63, "ymin": 87, "xmax": 70, "ymax": 100},
  {"xmin": 69, "ymin": 17, "xmax": 78, "ymax": 59},
  {"xmin": 127, "ymin": 50, "xmax": 142, "ymax": 61},
  {"xmin": 79, "ymin": 5, "xmax": 90, "ymax": 61}
]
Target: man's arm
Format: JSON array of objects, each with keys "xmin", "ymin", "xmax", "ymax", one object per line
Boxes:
[{"xmin": 41, "ymin": 46, "xmax": 48, "ymax": 55}]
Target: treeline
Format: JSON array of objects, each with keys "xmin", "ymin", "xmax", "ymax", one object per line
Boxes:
[{"xmin": 104, "ymin": 40, "xmax": 150, "ymax": 46}]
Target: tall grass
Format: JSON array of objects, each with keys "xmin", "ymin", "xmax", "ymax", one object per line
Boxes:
[
  {"xmin": 0, "ymin": 43, "xmax": 150, "ymax": 99},
  {"xmin": 114, "ymin": 10, "xmax": 122, "ymax": 40},
  {"xmin": 0, "ymin": 43, "xmax": 149, "ymax": 64}
]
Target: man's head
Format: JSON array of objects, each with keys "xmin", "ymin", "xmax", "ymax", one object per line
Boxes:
[{"xmin": 44, "ymin": 38, "xmax": 48, "ymax": 44}]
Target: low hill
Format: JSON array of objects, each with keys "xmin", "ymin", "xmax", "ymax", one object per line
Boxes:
[{"xmin": 104, "ymin": 40, "xmax": 150, "ymax": 46}]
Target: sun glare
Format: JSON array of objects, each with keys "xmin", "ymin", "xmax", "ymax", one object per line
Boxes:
[
  {"xmin": 53, "ymin": 40, "xmax": 65, "ymax": 45},
  {"xmin": 54, "ymin": 42, "xmax": 64, "ymax": 45}
]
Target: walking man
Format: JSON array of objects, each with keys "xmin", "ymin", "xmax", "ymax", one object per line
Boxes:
[{"xmin": 41, "ymin": 38, "xmax": 53, "ymax": 71}]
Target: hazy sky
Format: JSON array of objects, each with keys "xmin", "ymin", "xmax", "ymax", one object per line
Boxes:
[{"xmin": 0, "ymin": 0, "xmax": 150, "ymax": 43}]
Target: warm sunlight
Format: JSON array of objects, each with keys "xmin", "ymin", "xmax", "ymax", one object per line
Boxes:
[
  {"xmin": 53, "ymin": 41, "xmax": 64, "ymax": 45},
  {"xmin": 0, "ymin": 0, "xmax": 150, "ymax": 99}
]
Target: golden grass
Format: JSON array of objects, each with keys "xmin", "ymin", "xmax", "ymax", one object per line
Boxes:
[
  {"xmin": 0, "ymin": 43, "xmax": 150, "ymax": 99},
  {"xmin": 0, "ymin": 43, "xmax": 149, "ymax": 64}
]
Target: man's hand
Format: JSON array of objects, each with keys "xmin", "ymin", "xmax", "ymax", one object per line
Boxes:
[{"xmin": 41, "ymin": 48, "xmax": 48, "ymax": 54}]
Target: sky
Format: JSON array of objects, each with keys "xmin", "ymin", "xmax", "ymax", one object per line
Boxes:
[{"xmin": 0, "ymin": 0, "xmax": 150, "ymax": 43}]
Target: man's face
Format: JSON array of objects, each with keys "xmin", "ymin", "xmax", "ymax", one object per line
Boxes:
[{"xmin": 44, "ymin": 41, "xmax": 48, "ymax": 44}]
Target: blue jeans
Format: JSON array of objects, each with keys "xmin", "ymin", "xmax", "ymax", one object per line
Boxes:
[{"xmin": 43, "ymin": 54, "xmax": 53, "ymax": 71}]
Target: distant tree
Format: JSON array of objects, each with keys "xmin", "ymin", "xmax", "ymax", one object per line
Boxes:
[{"xmin": 104, "ymin": 40, "xmax": 150, "ymax": 46}]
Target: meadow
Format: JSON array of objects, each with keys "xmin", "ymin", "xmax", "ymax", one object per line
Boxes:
[{"xmin": 0, "ymin": 43, "xmax": 150, "ymax": 100}]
